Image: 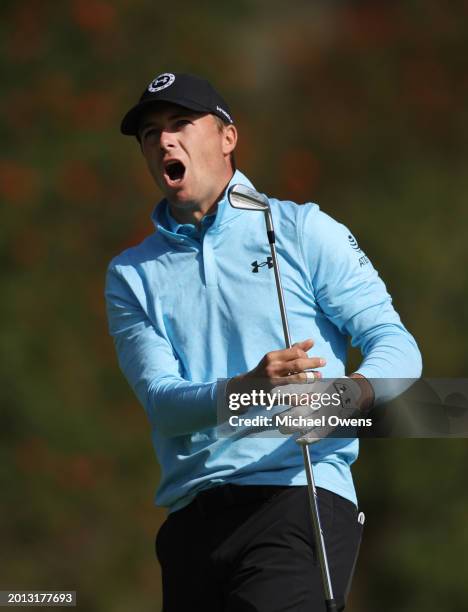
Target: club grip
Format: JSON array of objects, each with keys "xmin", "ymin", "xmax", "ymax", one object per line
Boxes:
[{"xmin": 326, "ymin": 599, "xmax": 338, "ymax": 612}]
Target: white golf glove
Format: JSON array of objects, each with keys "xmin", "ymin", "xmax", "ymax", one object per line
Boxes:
[{"xmin": 277, "ymin": 377, "xmax": 364, "ymax": 444}]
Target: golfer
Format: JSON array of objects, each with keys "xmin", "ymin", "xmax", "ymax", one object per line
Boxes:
[{"xmin": 105, "ymin": 72, "xmax": 422, "ymax": 611}]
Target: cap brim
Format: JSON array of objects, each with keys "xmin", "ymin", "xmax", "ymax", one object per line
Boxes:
[{"xmin": 120, "ymin": 96, "xmax": 215, "ymax": 136}]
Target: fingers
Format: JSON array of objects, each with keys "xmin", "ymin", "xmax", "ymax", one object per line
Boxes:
[
  {"xmin": 265, "ymin": 339, "xmax": 314, "ymax": 362},
  {"xmin": 286, "ymin": 356, "xmax": 326, "ymax": 374},
  {"xmin": 265, "ymin": 357, "xmax": 326, "ymax": 382},
  {"xmin": 264, "ymin": 356, "xmax": 326, "ymax": 378},
  {"xmin": 292, "ymin": 339, "xmax": 314, "ymax": 351},
  {"xmin": 261, "ymin": 360, "xmax": 320, "ymax": 379},
  {"xmin": 246, "ymin": 339, "xmax": 326, "ymax": 391},
  {"xmin": 269, "ymin": 371, "xmax": 321, "ymax": 386},
  {"xmin": 295, "ymin": 370, "xmax": 322, "ymax": 383}
]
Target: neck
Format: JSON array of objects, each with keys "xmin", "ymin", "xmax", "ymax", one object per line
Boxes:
[{"xmin": 169, "ymin": 200, "xmax": 218, "ymax": 226}]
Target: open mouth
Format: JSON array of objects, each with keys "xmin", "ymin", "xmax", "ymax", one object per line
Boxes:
[{"xmin": 164, "ymin": 160, "xmax": 186, "ymax": 183}]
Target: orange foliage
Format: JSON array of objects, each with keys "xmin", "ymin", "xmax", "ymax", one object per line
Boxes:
[
  {"xmin": 8, "ymin": 75, "xmax": 76, "ymax": 131},
  {"xmin": 10, "ymin": 227, "xmax": 46, "ymax": 268},
  {"xmin": 131, "ymin": 160, "xmax": 158, "ymax": 200},
  {"xmin": 60, "ymin": 455, "xmax": 96, "ymax": 489},
  {"xmin": 86, "ymin": 276, "xmax": 107, "ymax": 322},
  {"xmin": 232, "ymin": 115, "xmax": 257, "ymax": 170},
  {"xmin": 15, "ymin": 437, "xmax": 113, "ymax": 490},
  {"xmin": 15, "ymin": 437, "xmax": 53, "ymax": 473},
  {"xmin": 279, "ymin": 149, "xmax": 320, "ymax": 202},
  {"xmin": 56, "ymin": 160, "xmax": 101, "ymax": 203},
  {"xmin": 278, "ymin": 28, "xmax": 323, "ymax": 72},
  {"xmin": 0, "ymin": 160, "xmax": 39, "ymax": 204},
  {"xmin": 6, "ymin": 1, "xmax": 45, "ymax": 61},
  {"xmin": 36, "ymin": 74, "xmax": 76, "ymax": 125},
  {"xmin": 119, "ymin": 218, "xmax": 154, "ymax": 251},
  {"xmin": 341, "ymin": 4, "xmax": 405, "ymax": 49},
  {"xmin": 71, "ymin": 0, "xmax": 116, "ymax": 33},
  {"xmin": 402, "ymin": 58, "xmax": 452, "ymax": 113},
  {"xmin": 71, "ymin": 90, "xmax": 117, "ymax": 129}
]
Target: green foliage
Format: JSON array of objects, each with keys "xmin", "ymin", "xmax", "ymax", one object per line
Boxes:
[{"xmin": 1, "ymin": 1, "xmax": 466, "ymax": 610}]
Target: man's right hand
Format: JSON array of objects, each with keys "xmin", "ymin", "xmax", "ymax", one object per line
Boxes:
[{"xmin": 226, "ymin": 339, "xmax": 326, "ymax": 409}]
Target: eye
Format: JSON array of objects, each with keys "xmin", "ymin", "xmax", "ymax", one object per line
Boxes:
[
  {"xmin": 141, "ymin": 127, "xmax": 160, "ymax": 145},
  {"xmin": 174, "ymin": 119, "xmax": 190, "ymax": 128}
]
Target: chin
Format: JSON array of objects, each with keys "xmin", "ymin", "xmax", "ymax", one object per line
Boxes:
[{"xmin": 167, "ymin": 191, "xmax": 196, "ymax": 209}]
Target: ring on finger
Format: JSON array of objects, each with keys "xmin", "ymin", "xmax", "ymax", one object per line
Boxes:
[{"xmin": 304, "ymin": 370, "xmax": 317, "ymax": 382}]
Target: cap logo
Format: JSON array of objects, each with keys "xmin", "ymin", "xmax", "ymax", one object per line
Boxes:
[{"xmin": 148, "ymin": 72, "xmax": 175, "ymax": 93}]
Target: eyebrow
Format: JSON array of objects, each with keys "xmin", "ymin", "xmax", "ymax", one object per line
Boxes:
[{"xmin": 139, "ymin": 111, "xmax": 201, "ymax": 133}]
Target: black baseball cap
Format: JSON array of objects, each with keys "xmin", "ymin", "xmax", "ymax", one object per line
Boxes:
[{"xmin": 120, "ymin": 72, "xmax": 234, "ymax": 136}]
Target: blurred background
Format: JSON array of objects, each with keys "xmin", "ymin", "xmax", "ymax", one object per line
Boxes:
[{"xmin": 1, "ymin": 0, "xmax": 467, "ymax": 610}]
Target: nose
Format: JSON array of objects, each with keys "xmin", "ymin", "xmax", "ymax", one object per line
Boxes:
[{"xmin": 159, "ymin": 128, "xmax": 176, "ymax": 152}]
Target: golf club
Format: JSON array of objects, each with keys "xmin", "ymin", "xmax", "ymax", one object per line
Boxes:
[{"xmin": 228, "ymin": 183, "xmax": 338, "ymax": 612}]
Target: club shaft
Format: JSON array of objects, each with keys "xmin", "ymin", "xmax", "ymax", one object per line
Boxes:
[
  {"xmin": 302, "ymin": 444, "xmax": 335, "ymax": 602},
  {"xmin": 265, "ymin": 210, "xmax": 336, "ymax": 607},
  {"xmin": 268, "ymin": 242, "xmax": 292, "ymax": 349}
]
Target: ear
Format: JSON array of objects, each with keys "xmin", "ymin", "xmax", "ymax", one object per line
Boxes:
[{"xmin": 222, "ymin": 124, "xmax": 238, "ymax": 156}]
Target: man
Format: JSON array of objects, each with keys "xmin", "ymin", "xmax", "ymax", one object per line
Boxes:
[{"xmin": 105, "ymin": 72, "xmax": 422, "ymax": 611}]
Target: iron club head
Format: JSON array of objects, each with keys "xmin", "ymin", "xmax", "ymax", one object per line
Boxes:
[{"xmin": 228, "ymin": 184, "xmax": 270, "ymax": 211}]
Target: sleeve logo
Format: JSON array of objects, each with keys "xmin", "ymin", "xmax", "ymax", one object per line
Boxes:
[
  {"xmin": 348, "ymin": 234, "xmax": 362, "ymax": 252},
  {"xmin": 348, "ymin": 234, "xmax": 369, "ymax": 267}
]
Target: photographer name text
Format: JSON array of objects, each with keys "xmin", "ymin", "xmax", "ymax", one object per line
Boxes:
[{"xmin": 228, "ymin": 414, "xmax": 373, "ymax": 428}]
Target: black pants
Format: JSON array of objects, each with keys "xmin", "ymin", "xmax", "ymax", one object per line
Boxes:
[{"xmin": 155, "ymin": 485, "xmax": 363, "ymax": 612}]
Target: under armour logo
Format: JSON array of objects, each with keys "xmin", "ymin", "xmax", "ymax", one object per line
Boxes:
[
  {"xmin": 251, "ymin": 257, "xmax": 273, "ymax": 273},
  {"xmin": 148, "ymin": 72, "xmax": 175, "ymax": 92}
]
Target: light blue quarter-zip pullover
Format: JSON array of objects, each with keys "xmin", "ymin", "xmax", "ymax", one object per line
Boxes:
[{"xmin": 105, "ymin": 170, "xmax": 422, "ymax": 511}]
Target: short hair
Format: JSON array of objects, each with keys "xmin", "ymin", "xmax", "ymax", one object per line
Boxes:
[{"xmin": 212, "ymin": 115, "xmax": 236, "ymax": 172}]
